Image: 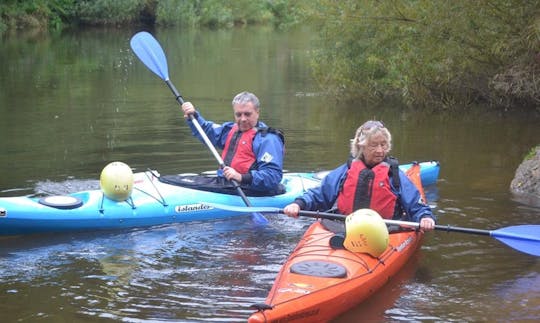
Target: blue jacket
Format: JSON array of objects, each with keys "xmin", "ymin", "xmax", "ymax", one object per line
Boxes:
[
  {"xmin": 295, "ymin": 162, "xmax": 436, "ymax": 223},
  {"xmin": 186, "ymin": 113, "xmax": 284, "ymax": 193}
]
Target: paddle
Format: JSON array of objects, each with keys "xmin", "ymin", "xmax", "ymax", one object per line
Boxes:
[
  {"xmin": 129, "ymin": 31, "xmax": 268, "ymax": 225},
  {"xmin": 204, "ymin": 203, "xmax": 540, "ymax": 257}
]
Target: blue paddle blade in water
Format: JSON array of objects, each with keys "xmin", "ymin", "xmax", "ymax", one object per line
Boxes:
[
  {"xmin": 130, "ymin": 31, "xmax": 169, "ymax": 81},
  {"xmin": 204, "ymin": 203, "xmax": 281, "ymax": 214},
  {"xmin": 204, "ymin": 203, "xmax": 270, "ymax": 224},
  {"xmin": 251, "ymin": 212, "xmax": 269, "ymax": 225},
  {"xmin": 492, "ymin": 225, "xmax": 540, "ymax": 256}
]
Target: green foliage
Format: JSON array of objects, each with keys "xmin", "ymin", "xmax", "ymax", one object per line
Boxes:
[
  {"xmin": 0, "ymin": 5, "xmax": 6, "ymax": 33},
  {"xmin": 524, "ymin": 145, "xmax": 540, "ymax": 161},
  {"xmin": 0, "ymin": 0, "xmax": 51, "ymax": 29},
  {"xmin": 267, "ymin": 0, "xmax": 306, "ymax": 29},
  {"xmin": 198, "ymin": 0, "xmax": 233, "ymax": 28},
  {"xmin": 306, "ymin": 0, "xmax": 540, "ymax": 110},
  {"xmin": 155, "ymin": 0, "xmax": 234, "ymax": 28},
  {"xmin": 1, "ymin": 0, "xmax": 306, "ymax": 31},
  {"xmin": 47, "ymin": 0, "xmax": 75, "ymax": 30},
  {"xmin": 74, "ymin": 0, "xmax": 145, "ymax": 25},
  {"xmin": 156, "ymin": 0, "xmax": 286, "ymax": 28},
  {"xmin": 156, "ymin": 0, "xmax": 199, "ymax": 27}
]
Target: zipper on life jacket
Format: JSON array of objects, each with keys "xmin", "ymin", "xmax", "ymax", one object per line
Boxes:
[
  {"xmin": 223, "ymin": 131, "xmax": 242, "ymax": 167},
  {"xmin": 352, "ymin": 168, "xmax": 374, "ymax": 211}
]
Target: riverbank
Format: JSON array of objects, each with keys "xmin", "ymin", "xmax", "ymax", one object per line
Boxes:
[{"xmin": 0, "ymin": 0, "xmax": 300, "ymax": 34}]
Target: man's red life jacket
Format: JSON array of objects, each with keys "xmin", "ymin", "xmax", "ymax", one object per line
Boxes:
[{"xmin": 222, "ymin": 125, "xmax": 257, "ymax": 174}]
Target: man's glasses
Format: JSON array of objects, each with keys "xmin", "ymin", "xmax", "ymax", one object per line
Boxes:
[{"xmin": 234, "ymin": 112, "xmax": 253, "ymax": 118}]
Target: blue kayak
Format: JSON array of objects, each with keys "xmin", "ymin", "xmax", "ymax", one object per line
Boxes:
[{"xmin": 0, "ymin": 161, "xmax": 439, "ymax": 236}]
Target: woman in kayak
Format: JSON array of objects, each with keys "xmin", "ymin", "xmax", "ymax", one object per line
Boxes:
[
  {"xmin": 283, "ymin": 120, "xmax": 436, "ymax": 231},
  {"xmin": 181, "ymin": 91, "xmax": 285, "ymax": 196}
]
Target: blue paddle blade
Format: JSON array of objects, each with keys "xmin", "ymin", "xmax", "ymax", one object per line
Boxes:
[
  {"xmin": 130, "ymin": 31, "xmax": 169, "ymax": 81},
  {"xmin": 204, "ymin": 203, "xmax": 281, "ymax": 214},
  {"xmin": 492, "ymin": 225, "xmax": 540, "ymax": 256},
  {"xmin": 204, "ymin": 203, "xmax": 271, "ymax": 224},
  {"xmin": 252, "ymin": 212, "xmax": 270, "ymax": 225}
]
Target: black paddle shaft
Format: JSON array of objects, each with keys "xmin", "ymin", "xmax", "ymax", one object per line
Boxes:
[
  {"xmin": 166, "ymin": 80, "xmax": 185, "ymax": 105},
  {"xmin": 435, "ymin": 225, "xmax": 491, "ymax": 236}
]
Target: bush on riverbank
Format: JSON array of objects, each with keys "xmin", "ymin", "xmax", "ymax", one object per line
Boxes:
[
  {"xmin": 305, "ymin": 0, "xmax": 540, "ymax": 111},
  {"xmin": 0, "ymin": 0, "xmax": 53, "ymax": 31}
]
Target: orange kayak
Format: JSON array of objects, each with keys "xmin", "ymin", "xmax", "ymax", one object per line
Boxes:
[{"xmin": 248, "ymin": 220, "xmax": 423, "ymax": 322}]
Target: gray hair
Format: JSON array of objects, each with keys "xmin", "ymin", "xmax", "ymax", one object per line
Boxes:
[
  {"xmin": 232, "ymin": 91, "xmax": 260, "ymax": 109},
  {"xmin": 350, "ymin": 120, "xmax": 392, "ymax": 159}
]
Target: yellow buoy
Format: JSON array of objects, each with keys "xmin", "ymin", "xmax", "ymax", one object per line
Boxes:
[
  {"xmin": 343, "ymin": 208, "xmax": 389, "ymax": 257},
  {"xmin": 100, "ymin": 161, "xmax": 134, "ymax": 201}
]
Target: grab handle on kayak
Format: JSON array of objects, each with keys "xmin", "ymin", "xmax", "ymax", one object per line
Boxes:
[{"xmin": 250, "ymin": 303, "xmax": 273, "ymax": 311}]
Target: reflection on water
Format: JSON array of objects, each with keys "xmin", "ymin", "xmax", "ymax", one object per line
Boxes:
[
  {"xmin": 0, "ymin": 216, "xmax": 310, "ymax": 322},
  {"xmin": 1, "ymin": 26, "xmax": 540, "ymax": 322},
  {"xmin": 493, "ymin": 273, "xmax": 540, "ymax": 321}
]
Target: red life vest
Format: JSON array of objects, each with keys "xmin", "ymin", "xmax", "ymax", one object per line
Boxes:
[
  {"xmin": 336, "ymin": 160, "xmax": 397, "ymax": 219},
  {"xmin": 222, "ymin": 125, "xmax": 257, "ymax": 174}
]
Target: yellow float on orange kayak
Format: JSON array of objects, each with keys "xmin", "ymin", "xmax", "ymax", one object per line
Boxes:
[{"xmin": 248, "ymin": 220, "xmax": 423, "ymax": 322}]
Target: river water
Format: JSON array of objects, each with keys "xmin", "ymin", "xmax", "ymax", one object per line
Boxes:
[{"xmin": 0, "ymin": 26, "xmax": 539, "ymax": 322}]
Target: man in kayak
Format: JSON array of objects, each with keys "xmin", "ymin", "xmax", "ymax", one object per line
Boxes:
[
  {"xmin": 181, "ymin": 91, "xmax": 285, "ymax": 196},
  {"xmin": 283, "ymin": 120, "xmax": 436, "ymax": 231}
]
